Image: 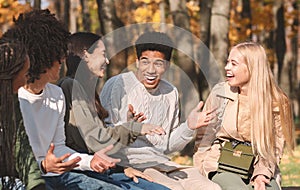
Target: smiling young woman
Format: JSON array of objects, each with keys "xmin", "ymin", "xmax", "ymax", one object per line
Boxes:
[{"xmin": 194, "ymin": 41, "xmax": 294, "ymax": 190}]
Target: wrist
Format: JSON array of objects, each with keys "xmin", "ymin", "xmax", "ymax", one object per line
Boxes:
[{"xmin": 41, "ymin": 159, "xmax": 47, "ymax": 174}]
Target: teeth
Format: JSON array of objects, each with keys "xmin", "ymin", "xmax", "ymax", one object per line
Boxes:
[
  {"xmin": 226, "ymin": 74, "xmax": 233, "ymax": 77},
  {"xmin": 146, "ymin": 76, "xmax": 156, "ymax": 80}
]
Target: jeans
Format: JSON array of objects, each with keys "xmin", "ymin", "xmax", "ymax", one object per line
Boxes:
[
  {"xmin": 43, "ymin": 170, "xmax": 170, "ymax": 190},
  {"xmin": 84, "ymin": 170, "xmax": 170, "ymax": 190},
  {"xmin": 43, "ymin": 171, "xmax": 122, "ymax": 190}
]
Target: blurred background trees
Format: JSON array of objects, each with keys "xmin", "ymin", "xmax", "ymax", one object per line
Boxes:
[{"xmin": 1, "ymin": 0, "xmax": 299, "ymax": 153}]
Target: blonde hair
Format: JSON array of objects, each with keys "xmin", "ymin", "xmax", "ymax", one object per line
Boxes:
[{"xmin": 233, "ymin": 42, "xmax": 294, "ymax": 163}]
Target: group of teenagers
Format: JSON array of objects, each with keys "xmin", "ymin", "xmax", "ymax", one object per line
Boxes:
[{"xmin": 0, "ymin": 8, "xmax": 295, "ymax": 190}]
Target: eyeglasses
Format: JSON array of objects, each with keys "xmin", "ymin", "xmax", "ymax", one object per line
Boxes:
[{"xmin": 139, "ymin": 58, "xmax": 166, "ymax": 68}]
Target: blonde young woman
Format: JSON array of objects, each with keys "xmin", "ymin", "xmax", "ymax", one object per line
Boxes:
[{"xmin": 193, "ymin": 41, "xmax": 294, "ymax": 190}]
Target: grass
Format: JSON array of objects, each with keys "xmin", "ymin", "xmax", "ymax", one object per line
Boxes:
[{"xmin": 280, "ymin": 144, "xmax": 300, "ymax": 187}]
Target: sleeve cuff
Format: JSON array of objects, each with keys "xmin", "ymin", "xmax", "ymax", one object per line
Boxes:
[
  {"xmin": 180, "ymin": 121, "xmax": 195, "ymax": 138},
  {"xmin": 122, "ymin": 121, "xmax": 142, "ymax": 137},
  {"xmin": 251, "ymin": 167, "xmax": 273, "ymax": 181},
  {"xmin": 69, "ymin": 153, "xmax": 93, "ymax": 171}
]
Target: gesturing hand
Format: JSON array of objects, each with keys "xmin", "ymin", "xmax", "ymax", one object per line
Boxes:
[
  {"xmin": 141, "ymin": 123, "xmax": 166, "ymax": 136},
  {"xmin": 124, "ymin": 167, "xmax": 153, "ymax": 183},
  {"xmin": 253, "ymin": 175, "xmax": 270, "ymax": 190},
  {"xmin": 91, "ymin": 144, "xmax": 121, "ymax": 173},
  {"xmin": 187, "ymin": 101, "xmax": 216, "ymax": 130},
  {"xmin": 127, "ymin": 104, "xmax": 146, "ymax": 122},
  {"xmin": 42, "ymin": 143, "xmax": 81, "ymax": 174}
]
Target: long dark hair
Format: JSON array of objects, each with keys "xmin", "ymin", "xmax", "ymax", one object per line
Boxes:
[
  {"xmin": 66, "ymin": 32, "xmax": 108, "ymax": 120},
  {"xmin": 0, "ymin": 39, "xmax": 27, "ymax": 188}
]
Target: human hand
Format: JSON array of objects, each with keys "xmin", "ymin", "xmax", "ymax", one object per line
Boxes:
[
  {"xmin": 124, "ymin": 167, "xmax": 153, "ymax": 183},
  {"xmin": 42, "ymin": 143, "xmax": 81, "ymax": 174},
  {"xmin": 187, "ymin": 101, "xmax": 216, "ymax": 130},
  {"xmin": 141, "ymin": 123, "xmax": 166, "ymax": 136},
  {"xmin": 253, "ymin": 175, "xmax": 270, "ymax": 190},
  {"xmin": 127, "ymin": 104, "xmax": 146, "ymax": 122},
  {"xmin": 90, "ymin": 144, "xmax": 121, "ymax": 173}
]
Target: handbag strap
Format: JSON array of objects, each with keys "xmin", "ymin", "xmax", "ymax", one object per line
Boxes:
[{"xmin": 216, "ymin": 98, "xmax": 229, "ymax": 130}]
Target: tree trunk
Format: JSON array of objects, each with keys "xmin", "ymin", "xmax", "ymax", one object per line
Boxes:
[
  {"xmin": 168, "ymin": 0, "xmax": 200, "ymax": 157},
  {"xmin": 197, "ymin": 0, "xmax": 213, "ymax": 100},
  {"xmin": 64, "ymin": 0, "xmax": 70, "ymax": 30},
  {"xmin": 168, "ymin": 0, "xmax": 199, "ymax": 119},
  {"xmin": 33, "ymin": 0, "xmax": 41, "ymax": 9},
  {"xmin": 69, "ymin": 0, "xmax": 79, "ymax": 33},
  {"xmin": 96, "ymin": 0, "xmax": 127, "ymax": 78},
  {"xmin": 273, "ymin": 0, "xmax": 286, "ymax": 88},
  {"xmin": 209, "ymin": 0, "xmax": 231, "ymax": 78},
  {"xmin": 241, "ymin": 0, "xmax": 252, "ymax": 38},
  {"xmin": 80, "ymin": 0, "xmax": 91, "ymax": 31},
  {"xmin": 287, "ymin": 1, "xmax": 299, "ymax": 124}
]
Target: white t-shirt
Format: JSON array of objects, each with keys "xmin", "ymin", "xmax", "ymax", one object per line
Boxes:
[{"xmin": 18, "ymin": 83, "xmax": 93, "ymax": 176}]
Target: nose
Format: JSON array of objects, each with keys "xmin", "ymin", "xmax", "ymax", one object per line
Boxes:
[
  {"xmin": 105, "ymin": 57, "xmax": 110, "ymax": 65},
  {"xmin": 224, "ymin": 62, "xmax": 230, "ymax": 70},
  {"xmin": 147, "ymin": 62, "xmax": 156, "ymax": 73}
]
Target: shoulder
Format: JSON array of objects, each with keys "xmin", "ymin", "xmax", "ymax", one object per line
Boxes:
[
  {"xmin": 57, "ymin": 77, "xmax": 74, "ymax": 89},
  {"xmin": 104, "ymin": 72, "xmax": 139, "ymax": 92},
  {"xmin": 45, "ymin": 83, "xmax": 64, "ymax": 98},
  {"xmin": 159, "ymin": 79, "xmax": 179, "ymax": 101},
  {"xmin": 210, "ymin": 82, "xmax": 238, "ymax": 100},
  {"xmin": 159, "ymin": 79, "xmax": 178, "ymax": 93}
]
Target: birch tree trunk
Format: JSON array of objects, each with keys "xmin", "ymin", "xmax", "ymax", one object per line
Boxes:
[{"xmin": 209, "ymin": 0, "xmax": 231, "ymax": 77}]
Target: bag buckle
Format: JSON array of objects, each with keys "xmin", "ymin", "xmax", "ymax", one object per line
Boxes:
[{"xmin": 233, "ymin": 150, "xmax": 242, "ymax": 157}]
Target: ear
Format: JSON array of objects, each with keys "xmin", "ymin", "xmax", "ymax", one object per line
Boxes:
[
  {"xmin": 165, "ymin": 60, "xmax": 170, "ymax": 70},
  {"xmin": 83, "ymin": 49, "xmax": 89, "ymax": 60}
]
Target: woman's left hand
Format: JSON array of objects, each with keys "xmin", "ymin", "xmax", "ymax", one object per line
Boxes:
[
  {"xmin": 253, "ymin": 175, "xmax": 270, "ymax": 190},
  {"xmin": 124, "ymin": 167, "xmax": 154, "ymax": 183}
]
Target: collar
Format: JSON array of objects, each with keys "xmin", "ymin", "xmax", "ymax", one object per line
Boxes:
[{"xmin": 214, "ymin": 82, "xmax": 239, "ymax": 101}]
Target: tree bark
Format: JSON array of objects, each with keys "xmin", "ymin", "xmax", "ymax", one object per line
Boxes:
[
  {"xmin": 80, "ymin": 0, "xmax": 91, "ymax": 31},
  {"xmin": 96, "ymin": 0, "xmax": 128, "ymax": 78},
  {"xmin": 241, "ymin": 0, "xmax": 252, "ymax": 38},
  {"xmin": 273, "ymin": 0, "xmax": 286, "ymax": 87},
  {"xmin": 168, "ymin": 0, "xmax": 199, "ymax": 119},
  {"xmin": 197, "ymin": 0, "xmax": 213, "ymax": 100},
  {"xmin": 33, "ymin": 0, "xmax": 41, "ymax": 9},
  {"xmin": 209, "ymin": 0, "xmax": 231, "ymax": 77},
  {"xmin": 64, "ymin": 0, "xmax": 70, "ymax": 30}
]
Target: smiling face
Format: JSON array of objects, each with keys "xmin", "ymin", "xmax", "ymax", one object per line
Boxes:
[
  {"xmin": 135, "ymin": 50, "xmax": 168, "ymax": 90},
  {"xmin": 225, "ymin": 47, "xmax": 250, "ymax": 95},
  {"xmin": 12, "ymin": 55, "xmax": 30, "ymax": 93},
  {"xmin": 85, "ymin": 40, "xmax": 109, "ymax": 78}
]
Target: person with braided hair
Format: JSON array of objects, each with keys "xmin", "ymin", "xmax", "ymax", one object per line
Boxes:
[
  {"xmin": 3, "ymin": 9, "xmax": 125, "ymax": 189},
  {"xmin": 0, "ymin": 38, "xmax": 45, "ymax": 189}
]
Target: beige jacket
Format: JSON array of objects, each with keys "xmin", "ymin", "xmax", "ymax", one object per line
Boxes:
[{"xmin": 193, "ymin": 82, "xmax": 285, "ymax": 181}]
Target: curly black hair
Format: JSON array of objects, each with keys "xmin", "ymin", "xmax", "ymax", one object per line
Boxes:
[
  {"xmin": 3, "ymin": 9, "xmax": 70, "ymax": 83},
  {"xmin": 135, "ymin": 31, "xmax": 174, "ymax": 61}
]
